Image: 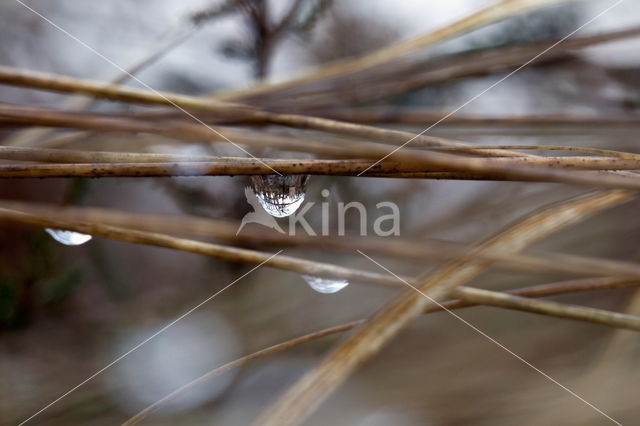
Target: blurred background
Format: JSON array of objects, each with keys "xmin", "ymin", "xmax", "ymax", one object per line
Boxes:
[{"xmin": 2, "ymin": 0, "xmax": 640, "ymax": 425}]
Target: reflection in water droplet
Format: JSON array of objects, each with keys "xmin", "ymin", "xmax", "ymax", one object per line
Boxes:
[
  {"xmin": 250, "ymin": 174, "xmax": 309, "ymax": 218},
  {"xmin": 302, "ymin": 275, "xmax": 349, "ymax": 294},
  {"xmin": 45, "ymin": 228, "xmax": 92, "ymax": 246}
]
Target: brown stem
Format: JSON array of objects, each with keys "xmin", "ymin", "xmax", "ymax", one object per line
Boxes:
[
  {"xmin": 317, "ymin": 109, "xmax": 640, "ymax": 128},
  {"xmin": 0, "ymin": 207, "xmax": 401, "ymax": 287},
  {"xmin": 0, "ymin": 66, "xmax": 254, "ymax": 119},
  {"xmin": 3, "ymin": 200, "xmax": 640, "ymax": 281},
  {"xmin": 2, "ymin": 155, "xmax": 640, "ymax": 178}
]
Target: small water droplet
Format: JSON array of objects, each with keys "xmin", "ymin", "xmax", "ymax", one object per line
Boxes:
[
  {"xmin": 302, "ymin": 275, "xmax": 349, "ymax": 294},
  {"xmin": 250, "ymin": 175, "xmax": 309, "ymax": 218},
  {"xmin": 45, "ymin": 228, "xmax": 92, "ymax": 246}
]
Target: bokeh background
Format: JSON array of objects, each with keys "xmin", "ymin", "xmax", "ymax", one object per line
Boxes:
[{"xmin": 2, "ymin": 1, "xmax": 640, "ymax": 425}]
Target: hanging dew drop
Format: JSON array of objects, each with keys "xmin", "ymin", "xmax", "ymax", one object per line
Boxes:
[
  {"xmin": 45, "ymin": 228, "xmax": 92, "ymax": 246},
  {"xmin": 250, "ymin": 174, "xmax": 309, "ymax": 218},
  {"xmin": 302, "ymin": 275, "xmax": 349, "ymax": 294}
]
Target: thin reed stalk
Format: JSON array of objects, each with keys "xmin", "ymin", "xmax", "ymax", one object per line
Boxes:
[
  {"xmin": 3, "ymin": 200, "xmax": 640, "ymax": 280},
  {"xmin": 1, "ymin": 155, "xmax": 640, "ymax": 178},
  {"xmin": 0, "ymin": 206, "xmax": 402, "ymax": 287},
  {"xmin": 0, "ymin": 65, "xmax": 251, "ymax": 117}
]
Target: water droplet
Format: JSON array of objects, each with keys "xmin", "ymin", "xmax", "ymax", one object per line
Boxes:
[
  {"xmin": 302, "ymin": 275, "xmax": 349, "ymax": 294},
  {"xmin": 250, "ymin": 174, "xmax": 309, "ymax": 218},
  {"xmin": 45, "ymin": 228, "xmax": 92, "ymax": 246}
]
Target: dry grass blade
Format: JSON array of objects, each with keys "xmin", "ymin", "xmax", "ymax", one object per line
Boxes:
[
  {"xmin": 0, "ymin": 146, "xmax": 248, "ymax": 164},
  {"xmin": 452, "ymin": 145, "xmax": 640, "ymax": 159},
  {"xmin": 0, "ymin": 101, "xmax": 463, "ymax": 150},
  {"xmin": 320, "ymin": 109, "xmax": 640, "ymax": 128},
  {"xmin": 3, "ymin": 155, "xmax": 640, "ymax": 178},
  {"xmin": 6, "ymin": 200, "xmax": 640, "ymax": 304},
  {"xmin": 0, "ymin": 65, "xmax": 251, "ymax": 117},
  {"xmin": 252, "ymin": 190, "xmax": 634, "ymax": 426},
  {"xmin": 0, "ymin": 206, "xmax": 401, "ymax": 287},
  {"xmin": 122, "ymin": 276, "xmax": 640, "ymax": 425},
  {"xmin": 452, "ymin": 286, "xmax": 640, "ymax": 330},
  {"xmin": 0, "ymin": 102, "xmax": 467, "ymax": 155},
  {"xmin": 5, "ymin": 159, "xmax": 640, "ymax": 189},
  {"xmin": 3, "ymin": 200, "xmax": 640, "ymax": 280},
  {"xmin": 4, "ymin": 145, "xmax": 640, "ymax": 164}
]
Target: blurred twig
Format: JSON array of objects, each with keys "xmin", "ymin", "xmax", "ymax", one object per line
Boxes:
[
  {"xmin": 276, "ymin": 26, "xmax": 640, "ymax": 109},
  {"xmin": 0, "ymin": 207, "xmax": 402, "ymax": 287},
  {"xmin": 212, "ymin": 0, "xmax": 576, "ymax": 101},
  {"xmin": 318, "ymin": 109, "xmax": 640, "ymax": 128},
  {"xmin": 190, "ymin": 0, "xmax": 243, "ymax": 25},
  {"xmin": 0, "ymin": 65, "xmax": 251, "ymax": 116}
]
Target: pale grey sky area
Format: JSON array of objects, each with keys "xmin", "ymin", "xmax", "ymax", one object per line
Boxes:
[{"xmin": 1, "ymin": 0, "xmax": 638, "ymax": 98}]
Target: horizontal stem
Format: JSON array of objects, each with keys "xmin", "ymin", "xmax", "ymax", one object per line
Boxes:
[
  {"xmin": 0, "ymin": 65, "xmax": 251, "ymax": 117},
  {"xmin": 3, "ymin": 144, "xmax": 640, "ymax": 166},
  {"xmin": 0, "ymin": 207, "xmax": 401, "ymax": 287},
  {"xmin": 317, "ymin": 109, "xmax": 640, "ymax": 127},
  {"xmin": 0, "ymin": 145, "xmax": 250, "ymax": 164},
  {"xmin": 3, "ymin": 200, "xmax": 640, "ymax": 280},
  {"xmin": 452, "ymin": 286, "xmax": 640, "ymax": 330},
  {"xmin": 3, "ymin": 144, "xmax": 640, "ymax": 167},
  {"xmin": 2, "ymin": 155, "xmax": 640, "ymax": 178}
]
